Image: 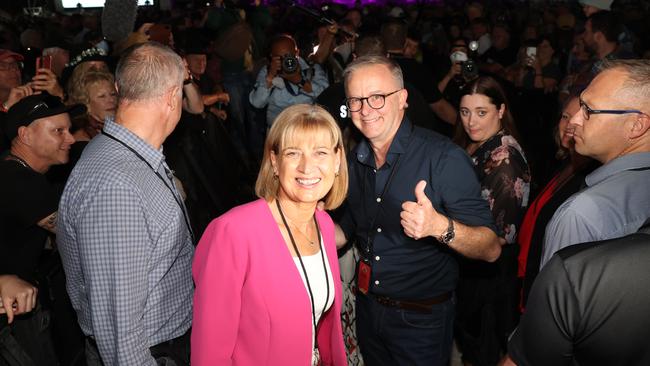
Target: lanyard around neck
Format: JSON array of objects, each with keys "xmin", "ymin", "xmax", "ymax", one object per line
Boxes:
[
  {"xmin": 101, "ymin": 130, "xmax": 195, "ymax": 244},
  {"xmin": 276, "ymin": 199, "xmax": 330, "ymax": 349}
]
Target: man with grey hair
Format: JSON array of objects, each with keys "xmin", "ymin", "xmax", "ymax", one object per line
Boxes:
[
  {"xmin": 58, "ymin": 42, "xmax": 194, "ymax": 366},
  {"xmin": 540, "ymin": 59, "xmax": 650, "ymax": 268},
  {"xmin": 336, "ymin": 55, "xmax": 501, "ymax": 365}
]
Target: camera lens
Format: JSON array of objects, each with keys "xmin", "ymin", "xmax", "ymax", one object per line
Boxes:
[{"xmin": 281, "ymin": 54, "xmax": 298, "ymax": 74}]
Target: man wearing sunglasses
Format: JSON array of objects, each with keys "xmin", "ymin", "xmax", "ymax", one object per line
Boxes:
[
  {"xmin": 540, "ymin": 59, "xmax": 650, "ymax": 268},
  {"xmin": 336, "ymin": 55, "xmax": 501, "ymax": 365}
]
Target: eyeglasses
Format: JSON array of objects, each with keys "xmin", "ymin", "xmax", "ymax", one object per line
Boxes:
[
  {"xmin": 0, "ymin": 61, "xmax": 22, "ymax": 72},
  {"xmin": 346, "ymin": 89, "xmax": 402, "ymax": 112},
  {"xmin": 579, "ymin": 96, "xmax": 645, "ymax": 121}
]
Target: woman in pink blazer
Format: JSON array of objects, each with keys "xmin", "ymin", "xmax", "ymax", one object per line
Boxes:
[{"xmin": 192, "ymin": 104, "xmax": 349, "ymax": 366}]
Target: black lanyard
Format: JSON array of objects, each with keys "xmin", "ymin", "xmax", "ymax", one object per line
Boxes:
[
  {"xmin": 276, "ymin": 199, "xmax": 330, "ymax": 351},
  {"xmin": 102, "ymin": 130, "xmax": 195, "ymax": 244},
  {"xmin": 359, "ymin": 124, "xmax": 414, "ymax": 258}
]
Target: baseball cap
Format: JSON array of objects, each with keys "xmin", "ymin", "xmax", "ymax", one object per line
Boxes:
[
  {"xmin": 0, "ymin": 49, "xmax": 24, "ymax": 62},
  {"xmin": 4, "ymin": 93, "xmax": 86, "ymax": 141}
]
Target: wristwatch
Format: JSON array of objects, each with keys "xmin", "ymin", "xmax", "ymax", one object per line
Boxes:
[{"xmin": 438, "ymin": 216, "xmax": 455, "ymax": 245}]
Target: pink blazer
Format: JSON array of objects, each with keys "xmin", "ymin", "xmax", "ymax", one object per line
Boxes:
[{"xmin": 192, "ymin": 198, "xmax": 347, "ymax": 365}]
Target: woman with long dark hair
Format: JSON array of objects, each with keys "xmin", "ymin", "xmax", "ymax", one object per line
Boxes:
[{"xmin": 453, "ymin": 76, "xmax": 531, "ymax": 366}]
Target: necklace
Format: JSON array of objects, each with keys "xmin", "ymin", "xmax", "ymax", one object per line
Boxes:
[
  {"xmin": 287, "ymin": 219, "xmax": 316, "ymax": 246},
  {"xmin": 5, "ymin": 153, "xmax": 30, "ymax": 169},
  {"xmin": 276, "ymin": 199, "xmax": 330, "ymax": 362}
]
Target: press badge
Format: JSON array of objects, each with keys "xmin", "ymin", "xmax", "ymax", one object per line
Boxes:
[{"xmin": 357, "ymin": 261, "xmax": 371, "ymax": 294}]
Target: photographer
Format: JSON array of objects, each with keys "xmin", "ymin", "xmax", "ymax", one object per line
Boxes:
[
  {"xmin": 505, "ymin": 37, "xmax": 561, "ymax": 94},
  {"xmin": 436, "ymin": 38, "xmax": 478, "ymax": 108},
  {"xmin": 249, "ymin": 34, "xmax": 328, "ymax": 129}
]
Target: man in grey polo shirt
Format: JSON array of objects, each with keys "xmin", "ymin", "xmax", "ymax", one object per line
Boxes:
[{"xmin": 540, "ymin": 59, "xmax": 650, "ymax": 268}]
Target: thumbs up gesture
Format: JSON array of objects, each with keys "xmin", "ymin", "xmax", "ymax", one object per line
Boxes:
[{"xmin": 400, "ymin": 180, "xmax": 448, "ymax": 240}]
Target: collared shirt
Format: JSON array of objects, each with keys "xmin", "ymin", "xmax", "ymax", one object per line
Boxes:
[
  {"xmin": 339, "ymin": 117, "xmax": 495, "ymax": 300},
  {"xmin": 57, "ymin": 118, "xmax": 194, "ymax": 366},
  {"xmin": 249, "ymin": 57, "xmax": 328, "ymax": 128},
  {"xmin": 541, "ymin": 152, "xmax": 650, "ymax": 268}
]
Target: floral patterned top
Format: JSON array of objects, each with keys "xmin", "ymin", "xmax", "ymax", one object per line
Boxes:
[{"xmin": 469, "ymin": 131, "xmax": 531, "ymax": 244}]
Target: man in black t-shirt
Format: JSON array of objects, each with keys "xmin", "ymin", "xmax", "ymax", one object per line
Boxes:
[
  {"xmin": 0, "ymin": 92, "xmax": 83, "ymax": 365},
  {"xmin": 505, "ymin": 227, "xmax": 650, "ymax": 366}
]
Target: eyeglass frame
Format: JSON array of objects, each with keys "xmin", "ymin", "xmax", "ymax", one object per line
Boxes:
[
  {"xmin": 578, "ymin": 95, "xmax": 645, "ymax": 121},
  {"xmin": 0, "ymin": 61, "xmax": 23, "ymax": 72},
  {"xmin": 346, "ymin": 89, "xmax": 403, "ymax": 112}
]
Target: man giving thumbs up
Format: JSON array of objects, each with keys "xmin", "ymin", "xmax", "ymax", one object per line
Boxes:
[{"xmin": 336, "ymin": 55, "xmax": 501, "ymax": 366}]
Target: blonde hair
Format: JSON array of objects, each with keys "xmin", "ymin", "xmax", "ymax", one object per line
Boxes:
[
  {"xmin": 255, "ymin": 104, "xmax": 348, "ymax": 210},
  {"xmin": 67, "ymin": 70, "xmax": 115, "ymax": 107},
  {"xmin": 66, "ymin": 61, "xmax": 110, "ymax": 102}
]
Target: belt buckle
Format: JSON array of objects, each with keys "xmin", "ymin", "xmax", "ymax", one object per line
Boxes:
[{"xmin": 375, "ymin": 295, "xmax": 397, "ymax": 308}]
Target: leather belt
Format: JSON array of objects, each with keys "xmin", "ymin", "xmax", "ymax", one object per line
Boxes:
[
  {"xmin": 86, "ymin": 328, "xmax": 190, "ymax": 355},
  {"xmin": 368, "ymin": 292, "xmax": 452, "ymax": 313}
]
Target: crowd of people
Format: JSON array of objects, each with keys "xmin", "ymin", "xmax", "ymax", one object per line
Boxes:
[{"xmin": 1, "ymin": 0, "xmax": 650, "ymax": 365}]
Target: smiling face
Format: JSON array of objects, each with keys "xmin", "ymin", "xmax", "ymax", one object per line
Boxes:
[
  {"xmin": 559, "ymin": 97, "xmax": 580, "ymax": 149},
  {"xmin": 270, "ymin": 129, "xmax": 341, "ymax": 207},
  {"xmin": 25, "ymin": 113, "xmax": 75, "ymax": 167},
  {"xmin": 460, "ymin": 93, "xmax": 504, "ymax": 145},
  {"xmin": 86, "ymin": 79, "xmax": 117, "ymax": 126},
  {"xmin": 345, "ymin": 63, "xmax": 407, "ymax": 149}
]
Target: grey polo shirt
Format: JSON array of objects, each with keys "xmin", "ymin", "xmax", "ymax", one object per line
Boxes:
[{"xmin": 540, "ymin": 152, "xmax": 650, "ymax": 268}]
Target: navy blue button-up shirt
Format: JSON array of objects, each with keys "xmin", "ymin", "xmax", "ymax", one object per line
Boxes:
[{"xmin": 340, "ymin": 117, "xmax": 495, "ymax": 300}]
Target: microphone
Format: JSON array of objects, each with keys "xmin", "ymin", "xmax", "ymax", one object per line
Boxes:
[
  {"xmin": 102, "ymin": 0, "xmax": 139, "ymax": 42},
  {"xmin": 291, "ymin": 2, "xmax": 358, "ymax": 39}
]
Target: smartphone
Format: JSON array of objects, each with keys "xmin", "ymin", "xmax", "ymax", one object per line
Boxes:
[
  {"xmin": 526, "ymin": 47, "xmax": 537, "ymax": 59},
  {"xmin": 35, "ymin": 55, "xmax": 52, "ymax": 73},
  {"xmin": 524, "ymin": 47, "xmax": 537, "ymax": 67}
]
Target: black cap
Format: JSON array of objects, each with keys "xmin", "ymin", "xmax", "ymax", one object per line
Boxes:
[{"xmin": 4, "ymin": 92, "xmax": 86, "ymax": 141}]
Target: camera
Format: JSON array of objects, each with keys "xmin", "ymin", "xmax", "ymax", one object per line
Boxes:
[
  {"xmin": 281, "ymin": 54, "xmax": 299, "ymax": 74},
  {"xmin": 460, "ymin": 40, "xmax": 480, "ymax": 81},
  {"xmin": 462, "ymin": 60, "xmax": 478, "ymax": 81},
  {"xmin": 449, "ymin": 50, "xmax": 477, "ymax": 81}
]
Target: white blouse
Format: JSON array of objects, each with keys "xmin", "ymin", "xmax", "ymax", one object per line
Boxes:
[{"xmin": 293, "ymin": 241, "xmax": 335, "ymax": 366}]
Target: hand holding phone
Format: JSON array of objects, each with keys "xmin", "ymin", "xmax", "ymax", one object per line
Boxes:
[
  {"xmin": 35, "ymin": 55, "xmax": 52, "ymax": 74},
  {"xmin": 525, "ymin": 47, "xmax": 537, "ymax": 67}
]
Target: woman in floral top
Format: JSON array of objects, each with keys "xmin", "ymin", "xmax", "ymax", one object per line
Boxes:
[{"xmin": 453, "ymin": 76, "xmax": 531, "ymax": 366}]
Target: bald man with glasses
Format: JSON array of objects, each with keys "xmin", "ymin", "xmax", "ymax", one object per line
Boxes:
[
  {"xmin": 540, "ymin": 59, "xmax": 650, "ymax": 268},
  {"xmin": 336, "ymin": 55, "xmax": 501, "ymax": 366}
]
